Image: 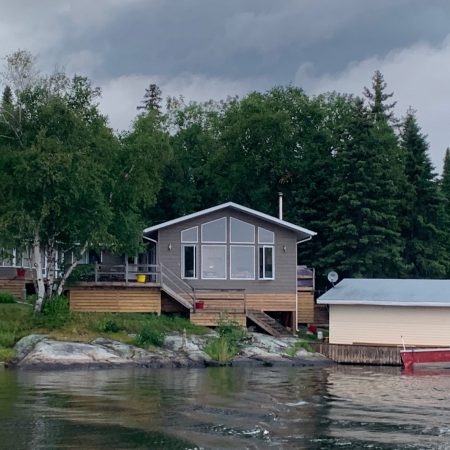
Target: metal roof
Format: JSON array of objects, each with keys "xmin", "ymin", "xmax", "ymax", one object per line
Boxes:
[
  {"xmin": 143, "ymin": 202, "xmax": 316, "ymax": 241},
  {"xmin": 317, "ymin": 278, "xmax": 450, "ymax": 307}
]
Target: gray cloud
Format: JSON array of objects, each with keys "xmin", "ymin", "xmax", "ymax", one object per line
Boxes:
[{"xmin": 1, "ymin": 0, "xmax": 450, "ymax": 168}]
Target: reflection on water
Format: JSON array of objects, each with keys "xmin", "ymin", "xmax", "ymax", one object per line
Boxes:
[{"xmin": 1, "ymin": 364, "xmax": 450, "ymax": 449}]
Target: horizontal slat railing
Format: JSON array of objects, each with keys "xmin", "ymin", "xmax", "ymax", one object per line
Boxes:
[{"xmin": 94, "ymin": 263, "xmax": 160, "ymax": 284}]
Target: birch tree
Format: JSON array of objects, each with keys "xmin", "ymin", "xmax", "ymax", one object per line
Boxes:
[{"xmin": 0, "ymin": 50, "xmax": 170, "ymax": 312}]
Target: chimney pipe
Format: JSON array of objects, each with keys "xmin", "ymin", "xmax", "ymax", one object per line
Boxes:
[{"xmin": 278, "ymin": 192, "xmax": 283, "ymax": 220}]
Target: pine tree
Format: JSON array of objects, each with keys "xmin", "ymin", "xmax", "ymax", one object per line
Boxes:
[
  {"xmin": 400, "ymin": 111, "xmax": 448, "ymax": 277},
  {"xmin": 137, "ymin": 83, "xmax": 162, "ymax": 112},
  {"xmin": 321, "ymin": 99, "xmax": 406, "ymax": 278},
  {"xmin": 441, "ymin": 148, "xmax": 450, "ymax": 197},
  {"xmin": 363, "ymin": 70, "xmax": 397, "ymax": 123}
]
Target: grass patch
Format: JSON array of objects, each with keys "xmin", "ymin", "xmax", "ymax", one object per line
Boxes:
[
  {"xmin": 0, "ymin": 292, "xmax": 16, "ymax": 304},
  {"xmin": 0, "ymin": 347, "xmax": 16, "ymax": 363},
  {"xmin": 0, "ymin": 301, "xmax": 209, "ymax": 353},
  {"xmin": 204, "ymin": 314, "xmax": 248, "ymax": 364},
  {"xmin": 285, "ymin": 340, "xmax": 313, "ymax": 357}
]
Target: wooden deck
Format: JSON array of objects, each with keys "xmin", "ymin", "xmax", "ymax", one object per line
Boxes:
[{"xmin": 0, "ymin": 278, "xmax": 26, "ymax": 301}]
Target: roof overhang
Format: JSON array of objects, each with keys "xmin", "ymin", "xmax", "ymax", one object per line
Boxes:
[{"xmin": 143, "ymin": 202, "xmax": 316, "ymax": 241}]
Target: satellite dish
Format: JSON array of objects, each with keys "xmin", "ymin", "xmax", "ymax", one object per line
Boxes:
[{"xmin": 327, "ymin": 271, "xmax": 339, "ymax": 285}]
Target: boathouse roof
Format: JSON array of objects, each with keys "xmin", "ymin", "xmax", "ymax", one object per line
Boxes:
[
  {"xmin": 317, "ymin": 278, "xmax": 450, "ymax": 307},
  {"xmin": 143, "ymin": 202, "xmax": 317, "ymax": 241}
]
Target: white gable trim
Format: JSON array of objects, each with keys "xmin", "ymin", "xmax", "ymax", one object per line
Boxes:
[{"xmin": 143, "ymin": 202, "xmax": 316, "ymax": 238}]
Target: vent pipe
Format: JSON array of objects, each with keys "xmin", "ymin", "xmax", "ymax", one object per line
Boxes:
[{"xmin": 278, "ymin": 192, "xmax": 283, "ymax": 220}]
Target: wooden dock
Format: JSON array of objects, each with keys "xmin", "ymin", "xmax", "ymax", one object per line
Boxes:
[{"xmin": 312, "ymin": 343, "xmax": 402, "ymax": 366}]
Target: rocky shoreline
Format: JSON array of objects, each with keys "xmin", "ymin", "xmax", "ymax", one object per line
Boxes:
[{"xmin": 8, "ymin": 332, "xmax": 331, "ymax": 370}]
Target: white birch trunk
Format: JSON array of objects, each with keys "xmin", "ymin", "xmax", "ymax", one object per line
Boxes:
[
  {"xmin": 32, "ymin": 229, "xmax": 46, "ymax": 314},
  {"xmin": 55, "ymin": 242, "xmax": 88, "ymax": 297}
]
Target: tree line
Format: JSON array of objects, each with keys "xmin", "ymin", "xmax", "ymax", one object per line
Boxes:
[{"xmin": 1, "ymin": 50, "xmax": 449, "ymax": 311}]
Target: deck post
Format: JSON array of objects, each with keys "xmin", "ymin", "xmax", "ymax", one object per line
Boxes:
[
  {"xmin": 94, "ymin": 262, "xmax": 98, "ymax": 283},
  {"xmin": 125, "ymin": 257, "xmax": 129, "ymax": 285}
]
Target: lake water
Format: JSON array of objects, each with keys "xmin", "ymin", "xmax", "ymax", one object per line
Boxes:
[{"xmin": 1, "ymin": 365, "xmax": 450, "ymax": 449}]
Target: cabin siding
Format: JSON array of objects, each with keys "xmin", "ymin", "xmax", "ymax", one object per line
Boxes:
[
  {"xmin": 329, "ymin": 305, "xmax": 450, "ymax": 346},
  {"xmin": 157, "ymin": 208, "xmax": 297, "ymax": 295}
]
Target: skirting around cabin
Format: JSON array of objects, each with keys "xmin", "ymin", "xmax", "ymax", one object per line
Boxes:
[
  {"xmin": 69, "ymin": 285, "xmax": 161, "ymax": 313},
  {"xmin": 312, "ymin": 343, "xmax": 402, "ymax": 366},
  {"xmin": 0, "ymin": 278, "xmax": 26, "ymax": 301}
]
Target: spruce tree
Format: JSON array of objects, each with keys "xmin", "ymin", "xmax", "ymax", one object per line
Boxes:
[
  {"xmin": 137, "ymin": 83, "xmax": 162, "ymax": 112},
  {"xmin": 321, "ymin": 99, "xmax": 406, "ymax": 278},
  {"xmin": 400, "ymin": 111, "xmax": 448, "ymax": 277},
  {"xmin": 363, "ymin": 70, "xmax": 397, "ymax": 123},
  {"xmin": 441, "ymin": 148, "xmax": 450, "ymax": 197}
]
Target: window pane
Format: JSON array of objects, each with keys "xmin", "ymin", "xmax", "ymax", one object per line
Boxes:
[
  {"xmin": 181, "ymin": 226, "xmax": 198, "ymax": 243},
  {"xmin": 202, "ymin": 218, "xmax": 226, "ymax": 243},
  {"xmin": 264, "ymin": 247, "xmax": 273, "ymax": 278},
  {"xmin": 258, "ymin": 227, "xmax": 274, "ymax": 244},
  {"xmin": 183, "ymin": 246, "xmax": 196, "ymax": 278},
  {"xmin": 230, "ymin": 246, "xmax": 255, "ymax": 279},
  {"xmin": 230, "ymin": 218, "xmax": 255, "ymax": 243},
  {"xmin": 201, "ymin": 245, "xmax": 226, "ymax": 279}
]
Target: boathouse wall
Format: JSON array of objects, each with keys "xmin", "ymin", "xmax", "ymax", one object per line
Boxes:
[{"xmin": 329, "ymin": 304, "xmax": 450, "ymax": 347}]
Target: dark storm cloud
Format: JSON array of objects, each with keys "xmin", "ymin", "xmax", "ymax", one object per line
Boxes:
[{"xmin": 1, "ymin": 0, "xmax": 450, "ymax": 168}]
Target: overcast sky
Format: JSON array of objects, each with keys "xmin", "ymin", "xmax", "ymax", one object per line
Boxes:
[{"xmin": 2, "ymin": 0, "xmax": 450, "ymax": 171}]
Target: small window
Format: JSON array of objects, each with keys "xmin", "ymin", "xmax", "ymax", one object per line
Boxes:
[
  {"xmin": 201, "ymin": 218, "xmax": 226, "ymax": 243},
  {"xmin": 259, "ymin": 246, "xmax": 274, "ymax": 279},
  {"xmin": 258, "ymin": 227, "xmax": 274, "ymax": 244},
  {"xmin": 182, "ymin": 245, "xmax": 196, "ymax": 279},
  {"xmin": 230, "ymin": 217, "xmax": 255, "ymax": 243},
  {"xmin": 230, "ymin": 245, "xmax": 255, "ymax": 280},
  {"xmin": 201, "ymin": 245, "xmax": 226, "ymax": 279},
  {"xmin": 181, "ymin": 226, "xmax": 198, "ymax": 243}
]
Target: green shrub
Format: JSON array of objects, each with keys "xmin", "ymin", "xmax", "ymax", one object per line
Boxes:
[
  {"xmin": 0, "ymin": 331, "xmax": 16, "ymax": 347},
  {"xmin": 204, "ymin": 314, "xmax": 248, "ymax": 364},
  {"xmin": 135, "ymin": 324, "xmax": 165, "ymax": 347},
  {"xmin": 0, "ymin": 347, "xmax": 16, "ymax": 363},
  {"xmin": 67, "ymin": 264, "xmax": 95, "ymax": 283},
  {"xmin": 33, "ymin": 296, "xmax": 71, "ymax": 329},
  {"xmin": 285, "ymin": 340, "xmax": 313, "ymax": 357},
  {"xmin": 204, "ymin": 336, "xmax": 237, "ymax": 365},
  {"xmin": 0, "ymin": 292, "xmax": 16, "ymax": 304},
  {"xmin": 95, "ymin": 319, "xmax": 123, "ymax": 333}
]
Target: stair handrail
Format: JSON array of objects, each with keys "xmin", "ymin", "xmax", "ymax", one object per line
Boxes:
[{"xmin": 160, "ymin": 263, "xmax": 196, "ymax": 307}]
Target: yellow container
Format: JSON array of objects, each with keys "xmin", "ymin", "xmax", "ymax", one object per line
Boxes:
[{"xmin": 136, "ymin": 274, "xmax": 146, "ymax": 283}]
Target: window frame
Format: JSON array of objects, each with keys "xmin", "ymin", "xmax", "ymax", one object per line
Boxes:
[
  {"xmin": 201, "ymin": 244, "xmax": 227, "ymax": 280},
  {"xmin": 181, "ymin": 244, "xmax": 197, "ymax": 279},
  {"xmin": 230, "ymin": 217, "xmax": 255, "ymax": 244},
  {"xmin": 201, "ymin": 217, "xmax": 227, "ymax": 243},
  {"xmin": 229, "ymin": 245, "xmax": 255, "ymax": 280},
  {"xmin": 258, "ymin": 245, "xmax": 275, "ymax": 280}
]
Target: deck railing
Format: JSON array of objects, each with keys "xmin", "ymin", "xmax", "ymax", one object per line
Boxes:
[
  {"xmin": 159, "ymin": 263, "xmax": 196, "ymax": 309},
  {"xmin": 94, "ymin": 263, "xmax": 160, "ymax": 284}
]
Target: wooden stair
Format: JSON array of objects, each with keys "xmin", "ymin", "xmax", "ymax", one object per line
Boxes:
[{"xmin": 246, "ymin": 310, "xmax": 291, "ymax": 337}]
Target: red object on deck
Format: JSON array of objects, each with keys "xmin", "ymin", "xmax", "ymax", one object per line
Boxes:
[
  {"xmin": 195, "ymin": 301, "xmax": 204, "ymax": 310},
  {"xmin": 307, "ymin": 324, "xmax": 317, "ymax": 334},
  {"xmin": 400, "ymin": 348, "xmax": 450, "ymax": 369},
  {"xmin": 16, "ymin": 268, "xmax": 26, "ymax": 277}
]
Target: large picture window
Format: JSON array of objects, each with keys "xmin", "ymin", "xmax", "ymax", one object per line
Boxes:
[
  {"xmin": 201, "ymin": 245, "xmax": 226, "ymax": 279},
  {"xmin": 182, "ymin": 245, "xmax": 196, "ymax": 279},
  {"xmin": 258, "ymin": 227, "xmax": 274, "ymax": 244},
  {"xmin": 259, "ymin": 246, "xmax": 274, "ymax": 280},
  {"xmin": 230, "ymin": 245, "xmax": 255, "ymax": 280}
]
